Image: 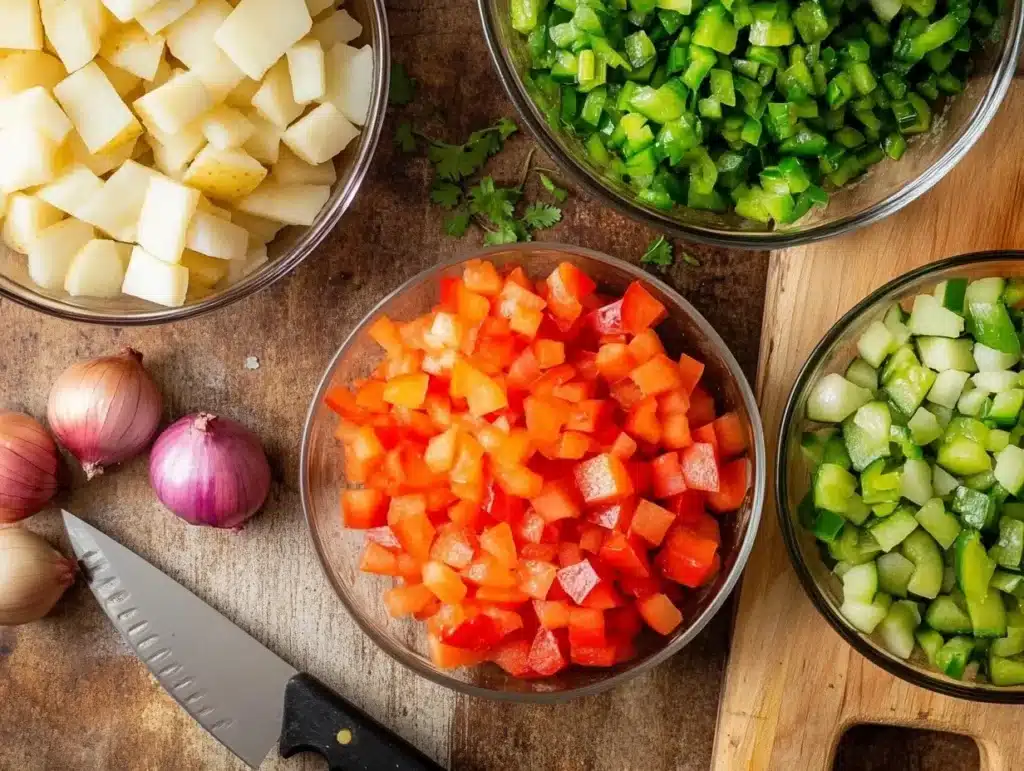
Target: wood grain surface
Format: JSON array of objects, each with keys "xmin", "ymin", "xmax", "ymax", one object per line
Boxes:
[
  {"xmin": 713, "ymin": 81, "xmax": 1024, "ymax": 771},
  {"xmin": 0, "ymin": 2, "xmax": 770, "ymax": 769}
]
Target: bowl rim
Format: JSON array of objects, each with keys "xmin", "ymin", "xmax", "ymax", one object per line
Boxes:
[
  {"xmin": 476, "ymin": 0, "xmax": 1024, "ymax": 250},
  {"xmin": 777, "ymin": 249, "xmax": 1024, "ymax": 703},
  {"xmin": 0, "ymin": 0, "xmax": 391, "ymax": 327},
  {"xmin": 299, "ymin": 241, "xmax": 768, "ymax": 702}
]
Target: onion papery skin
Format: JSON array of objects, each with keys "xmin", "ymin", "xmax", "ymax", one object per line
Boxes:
[
  {"xmin": 0, "ymin": 412, "xmax": 59, "ymax": 524},
  {"xmin": 149, "ymin": 413, "xmax": 271, "ymax": 529},
  {"xmin": 47, "ymin": 348, "xmax": 163, "ymax": 480}
]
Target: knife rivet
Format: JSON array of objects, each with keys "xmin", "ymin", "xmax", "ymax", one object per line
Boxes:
[{"xmin": 336, "ymin": 729, "xmax": 353, "ymax": 746}]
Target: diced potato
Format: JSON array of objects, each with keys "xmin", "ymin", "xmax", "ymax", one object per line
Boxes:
[
  {"xmin": 185, "ymin": 209, "xmax": 247, "ymax": 259},
  {"xmin": 180, "ymin": 247, "xmax": 227, "ymax": 286},
  {"xmin": 145, "ymin": 55, "xmax": 171, "ymax": 90},
  {"xmin": 147, "ymin": 122, "xmax": 205, "ymax": 174},
  {"xmin": 41, "ymin": 0, "xmax": 104, "ymax": 73},
  {"xmin": 230, "ymin": 209, "xmax": 281, "ymax": 244},
  {"xmin": 0, "ymin": 0, "xmax": 44, "ymax": 51},
  {"xmin": 281, "ymin": 101, "xmax": 357, "ymax": 165},
  {"xmin": 64, "ymin": 238, "xmax": 126, "ymax": 297},
  {"xmin": 305, "ymin": 0, "xmax": 332, "ymax": 17},
  {"xmin": 99, "ymin": 21, "xmax": 166, "ymax": 80},
  {"xmin": 0, "ymin": 126, "xmax": 59, "ymax": 193},
  {"xmin": 0, "ymin": 51, "xmax": 65, "ymax": 97},
  {"xmin": 80, "ymin": 158, "xmax": 157, "ymax": 240},
  {"xmin": 121, "ymin": 244, "xmax": 188, "ymax": 306},
  {"xmin": 0, "ymin": 86, "xmax": 72, "ymax": 143},
  {"xmin": 286, "ymin": 38, "xmax": 324, "ymax": 104},
  {"xmin": 3, "ymin": 193, "xmax": 63, "ymax": 252},
  {"xmin": 200, "ymin": 104, "xmax": 253, "ymax": 149},
  {"xmin": 225, "ymin": 242, "xmax": 267, "ymax": 284},
  {"xmin": 134, "ymin": 70, "xmax": 212, "ymax": 134},
  {"xmin": 235, "ymin": 182, "xmax": 328, "ymax": 226},
  {"xmin": 196, "ymin": 195, "xmax": 230, "ymax": 218},
  {"xmin": 136, "ymin": 0, "xmax": 194, "ymax": 34},
  {"xmin": 250, "ymin": 60, "xmax": 302, "ymax": 128},
  {"xmin": 271, "ymin": 146, "xmax": 335, "ymax": 185},
  {"xmin": 100, "ymin": 0, "xmax": 161, "ymax": 23},
  {"xmin": 54, "ymin": 62, "xmax": 143, "ymax": 154},
  {"xmin": 96, "ymin": 58, "xmax": 142, "ymax": 97},
  {"xmin": 224, "ymin": 75, "xmax": 258, "ymax": 107},
  {"xmin": 310, "ymin": 8, "xmax": 360, "ymax": 49},
  {"xmin": 165, "ymin": 0, "xmax": 243, "ymax": 97},
  {"xmin": 183, "ymin": 144, "xmax": 266, "ymax": 200},
  {"xmin": 321, "ymin": 42, "xmax": 372, "ymax": 126},
  {"xmin": 67, "ymin": 131, "xmax": 139, "ymax": 175},
  {"xmin": 37, "ymin": 164, "xmax": 104, "ymax": 221},
  {"xmin": 0, "ymin": 191, "xmax": 7, "ymax": 219},
  {"xmin": 242, "ymin": 110, "xmax": 281, "ymax": 164},
  {"xmin": 213, "ymin": 0, "xmax": 311, "ymax": 81},
  {"xmin": 27, "ymin": 217, "xmax": 93, "ymax": 289},
  {"xmin": 136, "ymin": 174, "xmax": 199, "ymax": 262}
]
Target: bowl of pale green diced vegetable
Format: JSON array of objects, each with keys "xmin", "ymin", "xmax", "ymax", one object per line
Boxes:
[
  {"xmin": 479, "ymin": 0, "xmax": 1022, "ymax": 248},
  {"xmin": 780, "ymin": 253, "xmax": 1024, "ymax": 699}
]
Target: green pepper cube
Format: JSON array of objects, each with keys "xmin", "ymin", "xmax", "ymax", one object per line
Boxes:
[
  {"xmin": 624, "ymin": 30, "xmax": 658, "ymax": 68},
  {"xmin": 692, "ymin": 3, "xmax": 739, "ymax": 54}
]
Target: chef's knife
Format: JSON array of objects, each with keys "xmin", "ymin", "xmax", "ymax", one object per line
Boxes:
[{"xmin": 62, "ymin": 510, "xmax": 443, "ymax": 771}]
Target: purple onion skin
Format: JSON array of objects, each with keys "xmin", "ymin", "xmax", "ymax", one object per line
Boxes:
[{"xmin": 149, "ymin": 413, "xmax": 271, "ymax": 529}]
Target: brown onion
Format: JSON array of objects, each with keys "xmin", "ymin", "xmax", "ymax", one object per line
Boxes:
[
  {"xmin": 0, "ymin": 526, "xmax": 76, "ymax": 625},
  {"xmin": 47, "ymin": 348, "xmax": 163, "ymax": 480},
  {"xmin": 0, "ymin": 412, "xmax": 59, "ymax": 523}
]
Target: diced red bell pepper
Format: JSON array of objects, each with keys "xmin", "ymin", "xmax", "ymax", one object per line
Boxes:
[
  {"xmin": 626, "ymin": 460, "xmax": 652, "ymax": 497},
  {"xmin": 428, "ymin": 634, "xmax": 488, "ymax": 669},
  {"xmin": 491, "ymin": 637, "xmax": 535, "ymax": 677},
  {"xmin": 521, "ymin": 542, "xmax": 558, "ymax": 561},
  {"xmin": 557, "ymin": 541, "xmax": 583, "ymax": 568},
  {"xmin": 355, "ymin": 380, "xmax": 390, "ymax": 414},
  {"xmin": 429, "ymin": 524, "xmax": 477, "ymax": 569},
  {"xmin": 423, "ymin": 560, "xmax": 469, "ymax": 604},
  {"xmin": 596, "ymin": 343, "xmax": 635, "ymax": 382},
  {"xmin": 448, "ymin": 500, "xmax": 482, "ymax": 530},
  {"xmin": 531, "ymin": 480, "xmax": 581, "ymax": 523},
  {"xmin": 617, "ymin": 574, "xmax": 661, "ymax": 599},
  {"xmin": 438, "ymin": 611, "xmax": 503, "ymax": 651},
  {"xmin": 529, "ymin": 364, "xmax": 576, "ymax": 398},
  {"xmin": 475, "ymin": 586, "xmax": 531, "ymax": 605},
  {"xmin": 366, "ymin": 526, "xmax": 401, "ymax": 550},
  {"xmin": 567, "ymin": 607, "xmax": 606, "ymax": 648},
  {"xmin": 551, "ymin": 380, "xmax": 593, "ymax": 403},
  {"xmin": 609, "ymin": 432, "xmax": 638, "ymax": 460},
  {"xmin": 463, "ymin": 259, "xmax": 503, "ymax": 296},
  {"xmin": 480, "ymin": 605, "xmax": 525, "ymax": 638},
  {"xmin": 517, "ymin": 559, "xmax": 558, "ymax": 600},
  {"xmin": 570, "ymin": 643, "xmax": 617, "ymax": 667},
  {"xmin": 706, "ymin": 458, "xmax": 750, "ymax": 513},
  {"xmin": 545, "ymin": 262, "xmax": 596, "ymax": 324},
  {"xmin": 438, "ymin": 278, "xmax": 461, "ymax": 312},
  {"xmin": 534, "ymin": 599, "xmax": 571, "ymax": 629},
  {"xmin": 462, "ymin": 554, "xmax": 518, "ymax": 588},
  {"xmin": 650, "ymin": 452, "xmax": 688, "ymax": 499},
  {"xmin": 627, "ymin": 328, "xmax": 665, "ymax": 365},
  {"xmin": 712, "ymin": 412, "xmax": 748, "ymax": 459},
  {"xmin": 658, "ymin": 388, "xmax": 691, "ymax": 417},
  {"xmin": 638, "ymin": 593, "xmax": 683, "ymax": 635},
  {"xmin": 368, "ymin": 315, "xmax": 406, "ymax": 358},
  {"xmin": 578, "ymin": 524, "xmax": 605, "ymax": 554},
  {"xmin": 579, "ymin": 582, "xmax": 623, "ymax": 609},
  {"xmin": 457, "ymin": 283, "xmax": 491, "ymax": 324},
  {"xmin": 586, "ymin": 299, "xmax": 625, "ymax": 336},
  {"xmin": 625, "ymin": 396, "xmax": 661, "ymax": 445},
  {"xmin": 629, "ymin": 499, "xmax": 676, "ymax": 547},
  {"xmin": 692, "ymin": 422, "xmax": 718, "ymax": 455},
  {"xmin": 677, "ymin": 354, "xmax": 705, "ymax": 395},
  {"xmin": 391, "ymin": 506, "xmax": 436, "ymax": 562},
  {"xmin": 480, "ymin": 522, "xmax": 518, "ymax": 568},
  {"xmin": 556, "ymin": 558, "xmax": 601, "ymax": 604},
  {"xmin": 564, "ymin": 399, "xmax": 609, "ymax": 434},
  {"xmin": 424, "ymin": 426, "xmax": 459, "ymax": 473},
  {"xmin": 533, "ymin": 338, "xmax": 566, "ymax": 369},
  {"xmin": 524, "ymin": 395, "xmax": 567, "ymax": 444},
  {"xmin": 342, "ymin": 488, "xmax": 387, "ymax": 529},
  {"xmin": 527, "ymin": 627, "xmax": 569, "ymax": 676},
  {"xmin": 661, "ymin": 413, "xmax": 693, "ymax": 451},
  {"xmin": 610, "ymin": 378, "xmax": 645, "ymax": 410},
  {"xmin": 687, "ymin": 385, "xmax": 716, "ymax": 427},
  {"xmin": 587, "ymin": 499, "xmax": 635, "ymax": 531},
  {"xmin": 665, "ymin": 490, "xmax": 707, "ymax": 525},
  {"xmin": 507, "ymin": 347, "xmax": 543, "ymax": 391},
  {"xmin": 451, "ymin": 359, "xmax": 508, "ymax": 417},
  {"xmin": 599, "ymin": 531, "xmax": 650, "ymax": 577},
  {"xmin": 657, "ymin": 526, "xmax": 719, "ymax": 587},
  {"xmin": 540, "ymin": 431, "xmax": 591, "ymax": 460},
  {"xmin": 621, "ymin": 281, "xmax": 666, "ymax": 334},
  {"xmin": 679, "ymin": 443, "xmax": 720, "ymax": 492},
  {"xmin": 360, "ymin": 541, "xmax": 400, "ymax": 575},
  {"xmin": 325, "ymin": 386, "xmax": 368, "ymax": 422},
  {"xmin": 516, "ymin": 510, "xmax": 547, "ymax": 544},
  {"xmin": 384, "ymin": 584, "xmax": 436, "ymax": 617}
]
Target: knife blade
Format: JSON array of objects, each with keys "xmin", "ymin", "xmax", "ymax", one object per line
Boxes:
[{"xmin": 62, "ymin": 510, "xmax": 443, "ymax": 771}]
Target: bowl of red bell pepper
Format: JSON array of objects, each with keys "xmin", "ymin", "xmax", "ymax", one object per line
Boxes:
[{"xmin": 300, "ymin": 243, "xmax": 766, "ymax": 700}]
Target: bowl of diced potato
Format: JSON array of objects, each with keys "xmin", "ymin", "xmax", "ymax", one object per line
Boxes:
[{"xmin": 0, "ymin": 0, "xmax": 388, "ymax": 324}]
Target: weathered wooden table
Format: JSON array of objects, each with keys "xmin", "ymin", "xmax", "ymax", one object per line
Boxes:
[{"xmin": 0, "ymin": 1, "xmax": 983, "ymax": 768}]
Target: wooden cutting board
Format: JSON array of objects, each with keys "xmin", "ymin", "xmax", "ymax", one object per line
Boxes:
[{"xmin": 712, "ymin": 81, "xmax": 1024, "ymax": 771}]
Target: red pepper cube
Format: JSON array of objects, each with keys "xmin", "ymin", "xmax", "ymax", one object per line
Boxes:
[
  {"xmin": 565, "ymin": 399, "xmax": 609, "ymax": 434},
  {"xmin": 325, "ymin": 386, "xmax": 367, "ymax": 422},
  {"xmin": 521, "ymin": 542, "xmax": 558, "ymax": 562},
  {"xmin": 618, "ymin": 574, "xmax": 661, "ymax": 599},
  {"xmin": 692, "ymin": 422, "xmax": 719, "ymax": 455},
  {"xmin": 596, "ymin": 342, "xmax": 635, "ymax": 382},
  {"xmin": 424, "ymin": 426, "xmax": 459, "ymax": 474},
  {"xmin": 542, "ymin": 431, "xmax": 591, "ymax": 460},
  {"xmin": 707, "ymin": 457, "xmax": 751, "ymax": 513},
  {"xmin": 680, "ymin": 442, "xmax": 721, "ymax": 492},
  {"xmin": 638, "ymin": 593, "xmax": 683, "ymax": 635},
  {"xmin": 475, "ymin": 586, "xmax": 531, "ymax": 605},
  {"xmin": 391, "ymin": 507, "xmax": 435, "ymax": 562},
  {"xmin": 712, "ymin": 412, "xmax": 748, "ymax": 459},
  {"xmin": 479, "ymin": 522, "xmax": 518, "ymax": 568},
  {"xmin": 626, "ymin": 461, "xmax": 652, "ymax": 497},
  {"xmin": 533, "ymin": 338, "xmax": 566, "ymax": 369},
  {"xmin": 666, "ymin": 490, "xmax": 708, "ymax": 525},
  {"xmin": 517, "ymin": 559, "xmax": 558, "ymax": 600},
  {"xmin": 586, "ymin": 298, "xmax": 625, "ymax": 336},
  {"xmin": 428, "ymin": 634, "xmax": 487, "ymax": 669},
  {"xmin": 620, "ymin": 281, "xmax": 667, "ymax": 334},
  {"xmin": 341, "ymin": 488, "xmax": 387, "ymax": 529},
  {"xmin": 573, "ymin": 453, "xmax": 635, "ymax": 506},
  {"xmin": 569, "ymin": 643, "xmax": 617, "ymax": 667},
  {"xmin": 507, "ymin": 347, "xmax": 543, "ymax": 391},
  {"xmin": 587, "ymin": 498, "xmax": 636, "ymax": 531},
  {"xmin": 568, "ymin": 607, "xmax": 606, "ymax": 648},
  {"xmin": 462, "ymin": 554, "xmax": 518, "ymax": 588},
  {"xmin": 661, "ymin": 413, "xmax": 693, "ymax": 451},
  {"xmin": 423, "ymin": 561, "xmax": 469, "ymax": 604},
  {"xmin": 579, "ymin": 582, "xmax": 623, "ymax": 609},
  {"xmin": 557, "ymin": 541, "xmax": 583, "ymax": 568},
  {"xmin": 365, "ymin": 526, "xmax": 401, "ymax": 550},
  {"xmin": 626, "ymin": 328, "xmax": 665, "ymax": 365},
  {"xmin": 359, "ymin": 541, "xmax": 399, "ymax": 575},
  {"xmin": 383, "ymin": 584, "xmax": 435, "ymax": 618},
  {"xmin": 579, "ymin": 524, "xmax": 605, "ymax": 554},
  {"xmin": 658, "ymin": 387, "xmax": 691, "ymax": 417},
  {"xmin": 516, "ymin": 509, "xmax": 547, "ymax": 544},
  {"xmin": 480, "ymin": 605, "xmax": 525, "ymax": 639},
  {"xmin": 457, "ymin": 283, "xmax": 491, "ymax": 324},
  {"xmin": 534, "ymin": 599, "xmax": 571, "ymax": 629},
  {"xmin": 527, "ymin": 627, "xmax": 569, "ymax": 676},
  {"xmin": 429, "ymin": 524, "xmax": 477, "ymax": 569},
  {"xmin": 439, "ymin": 612, "xmax": 503, "ymax": 651},
  {"xmin": 368, "ymin": 315, "xmax": 405, "ymax": 358},
  {"xmin": 531, "ymin": 480, "xmax": 581, "ymax": 523},
  {"xmin": 658, "ymin": 526, "xmax": 719, "ymax": 588},
  {"xmin": 556, "ymin": 558, "xmax": 601, "ymax": 604},
  {"xmin": 687, "ymin": 385, "xmax": 717, "ymax": 428},
  {"xmin": 463, "ymin": 259, "xmax": 503, "ymax": 296},
  {"xmin": 650, "ymin": 452, "xmax": 688, "ymax": 499},
  {"xmin": 524, "ymin": 395, "xmax": 567, "ymax": 445},
  {"xmin": 491, "ymin": 637, "xmax": 535, "ymax": 677},
  {"xmin": 609, "ymin": 432, "xmax": 638, "ymax": 460},
  {"xmin": 629, "ymin": 499, "xmax": 676, "ymax": 547},
  {"xmin": 598, "ymin": 531, "xmax": 651, "ymax": 577},
  {"xmin": 451, "ymin": 359, "xmax": 508, "ymax": 417},
  {"xmin": 677, "ymin": 354, "xmax": 706, "ymax": 395},
  {"xmin": 545, "ymin": 262, "xmax": 596, "ymax": 324}
]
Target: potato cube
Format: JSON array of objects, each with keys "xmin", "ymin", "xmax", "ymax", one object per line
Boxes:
[
  {"xmin": 272, "ymin": 146, "xmax": 335, "ymax": 185},
  {"xmin": 241, "ymin": 110, "xmax": 281, "ymax": 164},
  {"xmin": 286, "ymin": 38, "xmax": 324, "ymax": 104},
  {"xmin": 305, "ymin": 0, "xmax": 333, "ymax": 17},
  {"xmin": 310, "ymin": 8, "xmax": 360, "ymax": 49},
  {"xmin": 0, "ymin": 126, "xmax": 58, "ymax": 193},
  {"xmin": 54, "ymin": 62, "xmax": 143, "ymax": 153},
  {"xmin": 184, "ymin": 144, "xmax": 266, "ymax": 200},
  {"xmin": 165, "ymin": 0, "xmax": 242, "ymax": 97},
  {"xmin": 134, "ymin": 70, "xmax": 212, "ymax": 134},
  {"xmin": 37, "ymin": 164, "xmax": 104, "ymax": 221},
  {"xmin": 99, "ymin": 22, "xmax": 166, "ymax": 80},
  {"xmin": 136, "ymin": 0, "xmax": 194, "ymax": 33},
  {"xmin": 184, "ymin": 209, "xmax": 247, "ymax": 259},
  {"xmin": 229, "ymin": 209, "xmax": 281, "ymax": 244},
  {"xmin": 251, "ymin": 60, "xmax": 302, "ymax": 128},
  {"xmin": 80, "ymin": 159, "xmax": 157, "ymax": 240},
  {"xmin": 64, "ymin": 238, "xmax": 127, "ymax": 297},
  {"xmin": 3, "ymin": 193, "xmax": 63, "ymax": 253},
  {"xmin": 213, "ymin": 0, "xmax": 311, "ymax": 81},
  {"xmin": 224, "ymin": 75, "xmax": 258, "ymax": 107},
  {"xmin": 67, "ymin": 131, "xmax": 139, "ymax": 176},
  {"xmin": 180, "ymin": 247, "xmax": 227, "ymax": 286},
  {"xmin": 41, "ymin": 0, "xmax": 103, "ymax": 73},
  {"xmin": 225, "ymin": 242, "xmax": 266, "ymax": 284},
  {"xmin": 0, "ymin": 51, "xmax": 64, "ymax": 98},
  {"xmin": 145, "ymin": 55, "xmax": 171, "ymax": 90},
  {"xmin": 100, "ymin": 0, "xmax": 161, "ymax": 22},
  {"xmin": 0, "ymin": 0, "xmax": 43, "ymax": 50},
  {"xmin": 136, "ymin": 174, "xmax": 199, "ymax": 262},
  {"xmin": 321, "ymin": 42, "xmax": 372, "ymax": 125},
  {"xmin": 121, "ymin": 244, "xmax": 188, "ymax": 306},
  {"xmin": 200, "ymin": 104, "xmax": 253, "ymax": 149},
  {"xmin": 147, "ymin": 122, "xmax": 205, "ymax": 174},
  {"xmin": 0, "ymin": 86, "xmax": 72, "ymax": 143},
  {"xmin": 95, "ymin": 58, "xmax": 142, "ymax": 97},
  {"xmin": 196, "ymin": 195, "xmax": 230, "ymax": 218},
  {"xmin": 281, "ymin": 101, "xmax": 356, "ymax": 165},
  {"xmin": 235, "ymin": 182, "xmax": 328, "ymax": 226},
  {"xmin": 27, "ymin": 217, "xmax": 93, "ymax": 289}
]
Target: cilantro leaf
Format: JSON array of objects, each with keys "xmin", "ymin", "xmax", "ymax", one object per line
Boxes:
[
  {"xmin": 428, "ymin": 140, "xmax": 492, "ymax": 181},
  {"xmin": 389, "ymin": 63, "xmax": 416, "ymax": 106},
  {"xmin": 539, "ymin": 173, "xmax": 568, "ymax": 203},
  {"xmin": 468, "ymin": 176, "xmax": 520, "ymax": 226},
  {"xmin": 483, "ymin": 223, "xmax": 520, "ymax": 245},
  {"xmin": 444, "ymin": 210, "xmax": 471, "ymax": 237},
  {"xmin": 521, "ymin": 203, "xmax": 562, "ymax": 230},
  {"xmin": 430, "ymin": 181, "xmax": 462, "ymax": 209},
  {"xmin": 641, "ymin": 236, "xmax": 674, "ymax": 267},
  {"xmin": 496, "ymin": 117, "xmax": 519, "ymax": 139},
  {"xmin": 394, "ymin": 122, "xmax": 416, "ymax": 153}
]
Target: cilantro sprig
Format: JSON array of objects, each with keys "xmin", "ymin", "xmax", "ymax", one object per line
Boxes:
[{"xmin": 640, "ymin": 237, "xmax": 701, "ymax": 269}]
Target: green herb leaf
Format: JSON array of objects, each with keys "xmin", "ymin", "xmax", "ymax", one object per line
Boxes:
[
  {"xmin": 483, "ymin": 223, "xmax": 520, "ymax": 245},
  {"xmin": 468, "ymin": 176, "xmax": 520, "ymax": 226},
  {"xmin": 522, "ymin": 203, "xmax": 562, "ymax": 230},
  {"xmin": 394, "ymin": 121, "xmax": 416, "ymax": 153},
  {"xmin": 539, "ymin": 173, "xmax": 568, "ymax": 202},
  {"xmin": 681, "ymin": 252, "xmax": 701, "ymax": 267},
  {"xmin": 496, "ymin": 117, "xmax": 519, "ymax": 139},
  {"xmin": 430, "ymin": 181, "xmax": 462, "ymax": 209},
  {"xmin": 389, "ymin": 63, "xmax": 416, "ymax": 106},
  {"xmin": 641, "ymin": 236, "xmax": 674, "ymax": 267},
  {"xmin": 444, "ymin": 210, "xmax": 471, "ymax": 237}
]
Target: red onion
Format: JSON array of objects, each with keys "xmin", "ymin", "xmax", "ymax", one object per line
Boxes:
[
  {"xmin": 149, "ymin": 413, "xmax": 271, "ymax": 529},
  {"xmin": 47, "ymin": 348, "xmax": 163, "ymax": 480},
  {"xmin": 0, "ymin": 412, "xmax": 59, "ymax": 523}
]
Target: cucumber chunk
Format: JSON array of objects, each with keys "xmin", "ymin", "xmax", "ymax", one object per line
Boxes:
[
  {"xmin": 925, "ymin": 594, "xmax": 972, "ymax": 634},
  {"xmin": 955, "ymin": 528, "xmax": 997, "ymax": 601},
  {"xmin": 969, "ymin": 301, "xmax": 1021, "ymax": 357},
  {"xmin": 840, "ymin": 598, "xmax": 888, "ymax": 634},
  {"xmin": 988, "ymin": 654, "xmax": 1024, "ymax": 685},
  {"xmin": 966, "ymin": 588, "xmax": 1007, "ymax": 638},
  {"xmin": 807, "ymin": 373, "xmax": 873, "ymax": 423},
  {"xmin": 914, "ymin": 497, "xmax": 961, "ymax": 549},
  {"xmin": 937, "ymin": 437, "xmax": 992, "ymax": 476},
  {"xmin": 971, "ymin": 371, "xmax": 1019, "ymax": 393},
  {"xmin": 869, "ymin": 508, "xmax": 919, "ymax": 552},
  {"xmin": 842, "ymin": 560, "xmax": 879, "ymax": 603},
  {"xmin": 845, "ymin": 357, "xmax": 879, "ymax": 391},
  {"xmin": 900, "ymin": 458, "xmax": 933, "ymax": 506},
  {"xmin": 916, "ymin": 337, "xmax": 976, "ymax": 372},
  {"xmin": 901, "ymin": 528, "xmax": 944, "ymax": 599},
  {"xmin": 907, "ymin": 408, "xmax": 943, "ymax": 445},
  {"xmin": 936, "ymin": 635, "xmax": 975, "ymax": 679},
  {"xmin": 934, "ymin": 278, "xmax": 967, "ymax": 314},
  {"xmin": 973, "ymin": 342, "xmax": 1019, "ymax": 372},
  {"xmin": 877, "ymin": 551, "xmax": 915, "ymax": 597},
  {"xmin": 932, "ymin": 465, "xmax": 960, "ymax": 498},
  {"xmin": 989, "ymin": 516, "xmax": 1024, "ymax": 569},
  {"xmin": 926, "ymin": 370, "xmax": 970, "ymax": 409},
  {"xmin": 857, "ymin": 320, "xmax": 896, "ymax": 368},
  {"xmin": 908, "ymin": 294, "xmax": 966, "ymax": 338},
  {"xmin": 884, "ymin": 362, "xmax": 937, "ymax": 416},
  {"xmin": 952, "ymin": 485, "xmax": 993, "ymax": 530},
  {"xmin": 814, "ymin": 463, "xmax": 858, "ymax": 513},
  {"xmin": 994, "ymin": 445, "xmax": 1024, "ymax": 496},
  {"xmin": 878, "ymin": 599, "xmax": 921, "ymax": 659},
  {"xmin": 916, "ymin": 627, "xmax": 944, "ymax": 666}
]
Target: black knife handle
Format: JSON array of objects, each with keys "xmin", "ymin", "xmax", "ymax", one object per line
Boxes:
[{"xmin": 280, "ymin": 673, "xmax": 444, "ymax": 771}]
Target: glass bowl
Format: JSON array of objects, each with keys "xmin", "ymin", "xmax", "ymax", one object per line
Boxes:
[
  {"xmin": 300, "ymin": 243, "xmax": 766, "ymax": 702},
  {"xmin": 778, "ymin": 250, "xmax": 1024, "ymax": 702},
  {"xmin": 478, "ymin": 0, "xmax": 1023, "ymax": 250},
  {"xmin": 0, "ymin": 0, "xmax": 389, "ymax": 326}
]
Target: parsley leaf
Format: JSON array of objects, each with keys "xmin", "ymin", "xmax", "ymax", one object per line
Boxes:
[
  {"xmin": 539, "ymin": 173, "xmax": 568, "ymax": 203},
  {"xmin": 389, "ymin": 63, "xmax": 416, "ymax": 106},
  {"xmin": 483, "ymin": 223, "xmax": 520, "ymax": 245},
  {"xmin": 522, "ymin": 203, "xmax": 562, "ymax": 230},
  {"xmin": 641, "ymin": 236, "xmax": 674, "ymax": 267},
  {"xmin": 430, "ymin": 181, "xmax": 462, "ymax": 209},
  {"xmin": 444, "ymin": 210, "xmax": 471, "ymax": 237},
  {"xmin": 394, "ymin": 122, "xmax": 416, "ymax": 153}
]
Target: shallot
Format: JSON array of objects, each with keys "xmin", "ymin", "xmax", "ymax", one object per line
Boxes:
[
  {"xmin": 0, "ymin": 412, "xmax": 59, "ymax": 523},
  {"xmin": 0, "ymin": 527, "xmax": 75, "ymax": 625}
]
